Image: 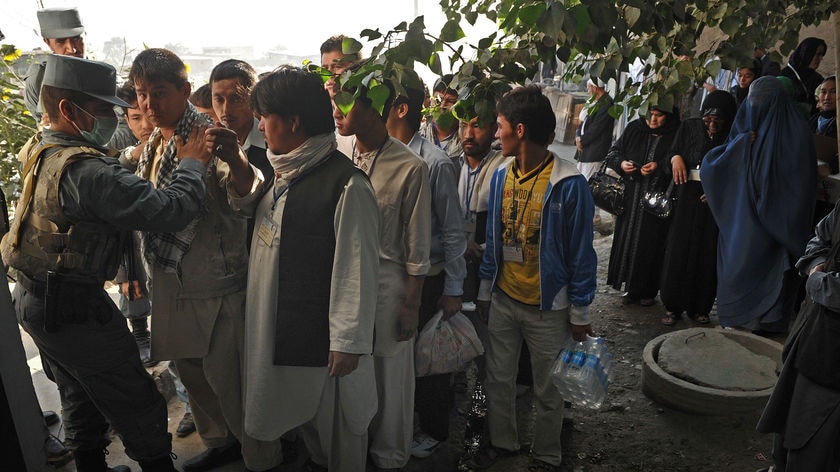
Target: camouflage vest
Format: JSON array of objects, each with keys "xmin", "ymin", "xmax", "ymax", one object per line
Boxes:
[{"xmin": 0, "ymin": 133, "xmax": 124, "ymax": 282}]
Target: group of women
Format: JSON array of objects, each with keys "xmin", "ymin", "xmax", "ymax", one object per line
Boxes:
[{"xmin": 603, "ymin": 37, "xmax": 831, "ymax": 333}]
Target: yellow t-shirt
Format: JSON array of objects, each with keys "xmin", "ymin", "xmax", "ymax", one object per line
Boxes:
[{"xmin": 496, "ymin": 155, "xmax": 553, "ymax": 305}]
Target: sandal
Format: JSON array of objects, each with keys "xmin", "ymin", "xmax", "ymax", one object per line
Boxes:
[
  {"xmin": 661, "ymin": 312, "xmax": 679, "ymax": 326},
  {"xmin": 694, "ymin": 313, "xmax": 711, "ymax": 324}
]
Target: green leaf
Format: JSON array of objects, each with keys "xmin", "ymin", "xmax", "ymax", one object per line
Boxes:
[
  {"xmin": 624, "ymin": 6, "xmax": 641, "ymax": 28},
  {"xmin": 368, "ymin": 84, "xmax": 391, "ymax": 117},
  {"xmin": 704, "ymin": 59, "xmax": 721, "ymax": 78},
  {"xmin": 588, "ymin": 59, "xmax": 605, "ymax": 79},
  {"xmin": 572, "ymin": 4, "xmax": 592, "ymax": 37},
  {"xmin": 608, "ymin": 104, "xmax": 624, "ymax": 120},
  {"xmin": 440, "ymin": 19, "xmax": 466, "ymax": 42},
  {"xmin": 429, "ymin": 52, "xmax": 443, "ymax": 75},
  {"xmin": 719, "ymin": 16, "xmax": 740, "ymax": 36},
  {"xmin": 341, "ymin": 37, "xmax": 363, "ymax": 56},
  {"xmin": 536, "ymin": 3, "xmax": 565, "ymax": 39},
  {"xmin": 360, "ymin": 29, "xmax": 382, "ymax": 41},
  {"xmin": 518, "ymin": 3, "xmax": 546, "ymax": 26},
  {"xmin": 437, "ymin": 110, "xmax": 457, "ymax": 131},
  {"xmin": 334, "ymin": 91, "xmax": 356, "ymax": 117},
  {"xmin": 466, "ymin": 11, "xmax": 478, "ymax": 25}
]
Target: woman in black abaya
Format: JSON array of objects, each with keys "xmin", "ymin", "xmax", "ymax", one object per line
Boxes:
[
  {"xmin": 659, "ymin": 91, "xmax": 737, "ymax": 326},
  {"xmin": 605, "ymin": 107, "xmax": 680, "ymax": 306}
]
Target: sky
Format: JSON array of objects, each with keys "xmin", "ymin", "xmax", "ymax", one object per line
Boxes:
[{"xmin": 3, "ymin": 0, "xmax": 495, "ymax": 64}]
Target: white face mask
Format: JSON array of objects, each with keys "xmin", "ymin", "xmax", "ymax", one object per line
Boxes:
[{"xmin": 70, "ymin": 102, "xmax": 118, "ymax": 146}]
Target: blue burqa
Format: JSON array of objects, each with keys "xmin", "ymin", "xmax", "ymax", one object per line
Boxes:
[{"xmin": 701, "ymin": 76, "xmax": 816, "ymax": 328}]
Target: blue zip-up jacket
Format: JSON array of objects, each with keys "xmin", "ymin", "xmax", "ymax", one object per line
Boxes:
[{"xmin": 478, "ymin": 153, "xmax": 597, "ymax": 325}]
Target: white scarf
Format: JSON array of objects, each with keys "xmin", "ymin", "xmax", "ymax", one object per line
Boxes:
[{"xmin": 267, "ymin": 133, "xmax": 337, "ymax": 190}]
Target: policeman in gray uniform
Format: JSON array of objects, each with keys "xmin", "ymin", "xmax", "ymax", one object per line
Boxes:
[
  {"xmin": 2, "ymin": 54, "xmax": 213, "ymax": 472},
  {"xmin": 24, "ymin": 7, "xmax": 86, "ymax": 124}
]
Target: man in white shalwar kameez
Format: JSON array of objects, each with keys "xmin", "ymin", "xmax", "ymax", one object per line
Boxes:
[{"xmin": 233, "ymin": 66, "xmax": 381, "ymax": 472}]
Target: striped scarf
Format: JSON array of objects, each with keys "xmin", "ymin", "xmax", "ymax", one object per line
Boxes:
[{"xmin": 136, "ymin": 102, "xmax": 213, "ymax": 278}]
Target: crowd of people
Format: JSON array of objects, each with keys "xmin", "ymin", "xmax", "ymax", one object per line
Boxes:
[
  {"xmin": 576, "ymin": 35, "xmax": 836, "ymax": 471},
  {"xmin": 2, "ymin": 5, "xmax": 839, "ymax": 472}
]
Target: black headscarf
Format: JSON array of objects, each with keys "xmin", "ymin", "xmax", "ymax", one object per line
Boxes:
[
  {"xmin": 643, "ymin": 106, "xmax": 680, "ymax": 136},
  {"xmin": 788, "ymin": 37, "xmax": 828, "ymax": 73},
  {"xmin": 780, "ymin": 37, "xmax": 827, "ymax": 114},
  {"xmin": 701, "ymin": 90, "xmax": 737, "ymax": 146}
]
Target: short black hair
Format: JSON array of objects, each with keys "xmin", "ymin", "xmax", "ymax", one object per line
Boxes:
[
  {"xmin": 392, "ymin": 85, "xmax": 426, "ymax": 133},
  {"xmin": 129, "ymin": 48, "xmax": 188, "ymax": 88},
  {"xmin": 116, "ymin": 81, "xmax": 138, "ymax": 110},
  {"xmin": 209, "ymin": 59, "xmax": 257, "ymax": 91},
  {"xmin": 497, "ymin": 85, "xmax": 556, "ymax": 146},
  {"xmin": 320, "ymin": 35, "xmax": 345, "ymax": 55},
  {"xmin": 189, "ymin": 84, "xmax": 212, "ymax": 109},
  {"xmin": 251, "ymin": 65, "xmax": 335, "ymax": 137},
  {"xmin": 40, "ymin": 84, "xmax": 88, "ymax": 121},
  {"xmin": 433, "ymin": 74, "xmax": 457, "ymax": 96}
]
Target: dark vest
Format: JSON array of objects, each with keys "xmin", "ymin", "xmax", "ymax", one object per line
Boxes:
[
  {"xmin": 1, "ymin": 137, "xmax": 124, "ymax": 282},
  {"xmin": 273, "ymin": 151, "xmax": 364, "ymax": 367},
  {"xmin": 247, "ymin": 145, "xmax": 273, "ymax": 184}
]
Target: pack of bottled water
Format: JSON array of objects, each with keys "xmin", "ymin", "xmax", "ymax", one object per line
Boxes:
[{"xmin": 550, "ymin": 335, "xmax": 613, "ymax": 409}]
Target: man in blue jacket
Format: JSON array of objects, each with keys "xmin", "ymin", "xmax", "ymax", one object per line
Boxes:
[{"xmin": 475, "ymin": 85, "xmax": 597, "ymax": 472}]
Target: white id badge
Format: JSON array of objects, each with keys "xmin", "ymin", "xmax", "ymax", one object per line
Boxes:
[
  {"xmin": 258, "ymin": 216, "xmax": 277, "ymax": 246},
  {"xmin": 502, "ymin": 245, "xmax": 524, "ymax": 262}
]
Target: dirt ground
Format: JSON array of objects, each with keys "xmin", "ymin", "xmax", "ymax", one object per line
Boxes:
[
  {"xmin": 51, "ymin": 217, "xmax": 778, "ymax": 472},
  {"xmin": 404, "ymin": 217, "xmax": 778, "ymax": 472}
]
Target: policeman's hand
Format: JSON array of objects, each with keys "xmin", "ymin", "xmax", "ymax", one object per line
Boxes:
[
  {"xmin": 328, "ymin": 351, "xmax": 361, "ymax": 377},
  {"xmin": 571, "ymin": 323, "xmax": 594, "ymax": 341},
  {"xmin": 175, "ymin": 124, "xmax": 212, "ymax": 166},
  {"xmin": 128, "ymin": 137, "xmax": 148, "ymax": 163},
  {"xmin": 396, "ymin": 302, "xmax": 419, "ymax": 341},
  {"xmin": 205, "ymin": 123, "xmax": 243, "ymax": 165},
  {"xmin": 440, "ymin": 295, "xmax": 461, "ymax": 321},
  {"xmin": 476, "ymin": 300, "xmax": 491, "ymax": 323}
]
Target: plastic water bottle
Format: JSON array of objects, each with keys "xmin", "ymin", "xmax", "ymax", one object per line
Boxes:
[{"xmin": 551, "ymin": 335, "xmax": 612, "ymax": 409}]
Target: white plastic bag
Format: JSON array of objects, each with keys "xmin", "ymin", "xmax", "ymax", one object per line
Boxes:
[{"xmin": 415, "ymin": 310, "xmax": 485, "ymax": 377}]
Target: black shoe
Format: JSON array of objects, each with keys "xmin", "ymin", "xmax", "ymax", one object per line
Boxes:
[
  {"xmin": 182, "ymin": 443, "xmax": 242, "ymax": 472},
  {"xmin": 73, "ymin": 447, "xmax": 131, "ymax": 472},
  {"xmin": 45, "ymin": 434, "xmax": 72, "ymax": 466},
  {"xmin": 138, "ymin": 455, "xmax": 177, "ymax": 472},
  {"xmin": 43, "ymin": 410, "xmax": 60, "ymax": 427},
  {"xmin": 176, "ymin": 412, "xmax": 196, "ymax": 437}
]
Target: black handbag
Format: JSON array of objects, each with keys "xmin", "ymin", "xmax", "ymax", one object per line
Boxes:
[
  {"xmin": 588, "ymin": 162, "xmax": 624, "ymax": 215},
  {"xmin": 642, "ymin": 179, "xmax": 676, "ymax": 219}
]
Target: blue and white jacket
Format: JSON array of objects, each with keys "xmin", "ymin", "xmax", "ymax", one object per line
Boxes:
[{"xmin": 478, "ymin": 153, "xmax": 597, "ymax": 325}]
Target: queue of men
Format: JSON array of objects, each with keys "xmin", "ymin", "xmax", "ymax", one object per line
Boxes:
[{"xmin": 3, "ymin": 7, "xmax": 599, "ymax": 472}]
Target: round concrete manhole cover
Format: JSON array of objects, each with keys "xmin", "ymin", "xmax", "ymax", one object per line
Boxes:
[
  {"xmin": 658, "ymin": 329, "xmax": 777, "ymax": 391},
  {"xmin": 641, "ymin": 328, "xmax": 783, "ymax": 415}
]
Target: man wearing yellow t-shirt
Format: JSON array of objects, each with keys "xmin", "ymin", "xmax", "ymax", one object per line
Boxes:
[{"xmin": 475, "ymin": 86, "xmax": 597, "ymax": 472}]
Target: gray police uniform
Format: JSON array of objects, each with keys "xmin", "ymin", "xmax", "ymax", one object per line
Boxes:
[{"xmin": 0, "ymin": 129, "xmax": 207, "ymax": 461}]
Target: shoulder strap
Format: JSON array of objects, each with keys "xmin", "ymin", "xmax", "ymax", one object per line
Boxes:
[{"xmin": 9, "ymin": 140, "xmax": 104, "ymax": 247}]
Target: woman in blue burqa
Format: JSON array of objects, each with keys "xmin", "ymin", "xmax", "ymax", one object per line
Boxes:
[{"xmin": 701, "ymin": 76, "xmax": 816, "ymax": 333}]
